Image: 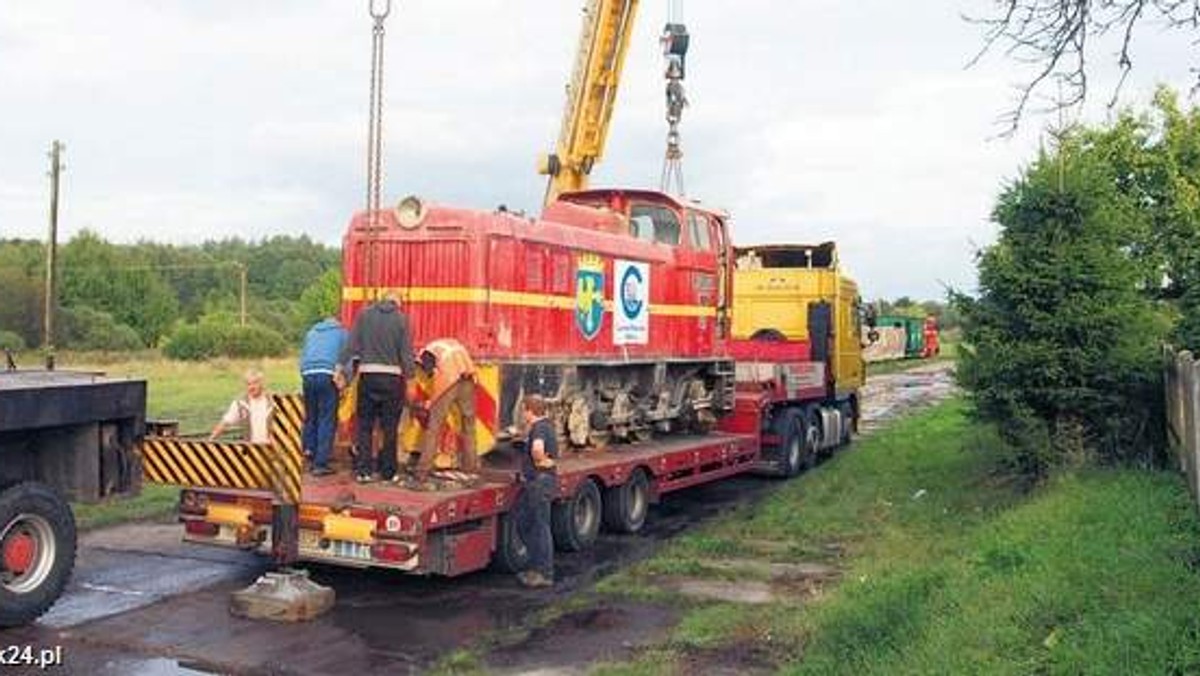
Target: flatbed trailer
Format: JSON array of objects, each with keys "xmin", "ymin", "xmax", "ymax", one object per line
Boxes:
[{"xmin": 176, "ymin": 354, "xmax": 856, "ymax": 577}]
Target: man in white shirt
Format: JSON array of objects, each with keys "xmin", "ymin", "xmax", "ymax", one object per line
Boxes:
[{"xmin": 210, "ymin": 369, "xmax": 274, "ymax": 444}]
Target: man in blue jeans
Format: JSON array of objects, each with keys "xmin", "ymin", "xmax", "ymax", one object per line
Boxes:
[
  {"xmin": 515, "ymin": 394, "xmax": 559, "ymax": 588},
  {"xmin": 300, "ymin": 316, "xmax": 348, "ymax": 476}
]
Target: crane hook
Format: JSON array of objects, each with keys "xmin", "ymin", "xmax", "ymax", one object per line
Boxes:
[{"xmin": 369, "ymin": 0, "xmax": 391, "ymax": 20}]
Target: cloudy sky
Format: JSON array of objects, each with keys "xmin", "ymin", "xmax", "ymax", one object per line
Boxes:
[{"xmin": 0, "ymin": 2, "xmax": 1193, "ymax": 299}]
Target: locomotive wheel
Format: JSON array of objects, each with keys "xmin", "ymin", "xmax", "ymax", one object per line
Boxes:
[
  {"xmin": 0, "ymin": 483, "xmax": 76, "ymax": 628},
  {"xmin": 551, "ymin": 479, "xmax": 601, "ymax": 552},
  {"xmin": 491, "ymin": 512, "xmax": 529, "ymax": 574},
  {"xmin": 603, "ymin": 469, "xmax": 650, "ymax": 534}
]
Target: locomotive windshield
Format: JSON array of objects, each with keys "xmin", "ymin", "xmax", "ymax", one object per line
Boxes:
[{"xmin": 630, "ymin": 204, "xmax": 681, "ymax": 245}]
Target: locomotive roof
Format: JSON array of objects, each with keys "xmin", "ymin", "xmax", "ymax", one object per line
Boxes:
[{"xmin": 560, "ymin": 188, "xmax": 730, "ymax": 219}]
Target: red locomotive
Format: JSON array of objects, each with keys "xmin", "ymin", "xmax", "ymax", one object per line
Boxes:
[{"xmin": 340, "ymin": 189, "xmax": 737, "ymax": 447}]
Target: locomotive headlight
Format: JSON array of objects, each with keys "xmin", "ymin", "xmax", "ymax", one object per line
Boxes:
[{"xmin": 395, "ymin": 195, "xmax": 426, "ymax": 229}]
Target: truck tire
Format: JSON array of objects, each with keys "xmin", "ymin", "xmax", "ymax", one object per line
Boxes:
[
  {"xmin": 0, "ymin": 482, "xmax": 76, "ymax": 628},
  {"xmin": 490, "ymin": 512, "xmax": 529, "ymax": 574},
  {"xmin": 838, "ymin": 401, "xmax": 854, "ymax": 446},
  {"xmin": 552, "ymin": 479, "xmax": 601, "ymax": 552},
  {"xmin": 602, "ymin": 468, "xmax": 650, "ymax": 534},
  {"xmin": 775, "ymin": 408, "xmax": 818, "ymax": 477}
]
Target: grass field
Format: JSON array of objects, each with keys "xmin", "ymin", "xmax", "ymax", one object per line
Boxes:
[
  {"xmin": 64, "ymin": 352, "xmax": 301, "ymax": 434},
  {"xmin": 59, "ymin": 352, "xmax": 301, "ymax": 529},
  {"xmin": 588, "ymin": 399, "xmax": 1200, "ymax": 674}
]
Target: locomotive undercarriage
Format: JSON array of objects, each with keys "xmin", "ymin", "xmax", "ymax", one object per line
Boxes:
[{"xmin": 498, "ymin": 360, "xmax": 735, "ymax": 448}]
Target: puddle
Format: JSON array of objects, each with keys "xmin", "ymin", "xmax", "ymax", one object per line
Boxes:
[{"xmin": 486, "ymin": 603, "xmax": 679, "ymax": 674}]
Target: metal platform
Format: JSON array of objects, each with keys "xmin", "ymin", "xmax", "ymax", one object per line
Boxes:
[{"xmin": 0, "ymin": 370, "xmax": 146, "ymax": 433}]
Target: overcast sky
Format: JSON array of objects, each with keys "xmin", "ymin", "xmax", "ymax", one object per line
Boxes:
[{"xmin": 0, "ymin": 2, "xmax": 1193, "ymax": 300}]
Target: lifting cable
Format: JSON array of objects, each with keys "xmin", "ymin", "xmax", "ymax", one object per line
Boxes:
[
  {"xmin": 659, "ymin": 0, "xmax": 688, "ymax": 195},
  {"xmin": 364, "ymin": 0, "xmax": 391, "ymax": 298}
]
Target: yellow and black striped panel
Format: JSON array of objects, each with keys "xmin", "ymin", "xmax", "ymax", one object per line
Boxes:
[
  {"xmin": 272, "ymin": 393, "xmax": 307, "ymax": 463},
  {"xmin": 141, "ymin": 437, "xmax": 301, "ymax": 504}
]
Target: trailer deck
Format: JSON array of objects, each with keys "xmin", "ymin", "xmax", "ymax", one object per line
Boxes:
[{"xmin": 180, "ymin": 429, "xmax": 763, "ymax": 577}]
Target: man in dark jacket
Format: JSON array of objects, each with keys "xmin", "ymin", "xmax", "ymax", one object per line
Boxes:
[{"xmin": 339, "ymin": 292, "xmax": 416, "ymax": 483}]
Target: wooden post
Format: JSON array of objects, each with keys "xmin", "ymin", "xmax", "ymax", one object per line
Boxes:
[
  {"xmin": 1186, "ymin": 352, "xmax": 1200, "ymax": 501},
  {"xmin": 238, "ymin": 263, "xmax": 248, "ymax": 328},
  {"xmin": 43, "ymin": 140, "xmax": 63, "ymax": 366}
]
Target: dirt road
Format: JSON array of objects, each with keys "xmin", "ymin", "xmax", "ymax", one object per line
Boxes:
[{"xmin": 0, "ymin": 363, "xmax": 955, "ymax": 675}]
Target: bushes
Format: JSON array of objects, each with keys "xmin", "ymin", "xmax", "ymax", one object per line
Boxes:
[
  {"xmin": 164, "ymin": 321, "xmax": 288, "ymax": 360},
  {"xmin": 954, "ymin": 134, "xmax": 1168, "ymax": 477},
  {"xmin": 0, "ymin": 330, "xmax": 26, "ymax": 351},
  {"xmin": 59, "ymin": 306, "xmax": 144, "ymax": 351}
]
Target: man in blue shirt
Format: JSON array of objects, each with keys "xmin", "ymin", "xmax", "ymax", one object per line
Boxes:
[{"xmin": 299, "ymin": 316, "xmax": 348, "ymax": 476}]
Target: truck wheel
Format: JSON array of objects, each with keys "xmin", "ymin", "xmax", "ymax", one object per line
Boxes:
[
  {"xmin": 552, "ymin": 479, "xmax": 601, "ymax": 552},
  {"xmin": 775, "ymin": 408, "xmax": 817, "ymax": 477},
  {"xmin": 490, "ymin": 512, "xmax": 529, "ymax": 574},
  {"xmin": 0, "ymin": 482, "xmax": 76, "ymax": 628},
  {"xmin": 603, "ymin": 469, "xmax": 650, "ymax": 534},
  {"xmin": 838, "ymin": 402, "xmax": 854, "ymax": 446},
  {"xmin": 774, "ymin": 408, "xmax": 804, "ymax": 477}
]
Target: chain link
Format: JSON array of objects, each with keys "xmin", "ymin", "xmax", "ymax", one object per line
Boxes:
[{"xmin": 364, "ymin": 2, "xmax": 390, "ymax": 294}]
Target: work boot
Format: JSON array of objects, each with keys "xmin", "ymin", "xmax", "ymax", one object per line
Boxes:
[{"xmin": 518, "ymin": 571, "xmax": 553, "ymax": 588}]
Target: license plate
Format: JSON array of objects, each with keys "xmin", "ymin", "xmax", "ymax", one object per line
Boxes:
[
  {"xmin": 330, "ymin": 539, "xmax": 372, "ymax": 561},
  {"xmin": 299, "ymin": 529, "xmax": 321, "ymax": 550}
]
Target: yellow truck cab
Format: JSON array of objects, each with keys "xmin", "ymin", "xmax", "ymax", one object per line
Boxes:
[{"xmin": 732, "ymin": 242, "xmax": 866, "ymax": 397}]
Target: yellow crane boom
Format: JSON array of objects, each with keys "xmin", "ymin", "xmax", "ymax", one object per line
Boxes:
[{"xmin": 538, "ymin": 0, "xmax": 640, "ymax": 206}]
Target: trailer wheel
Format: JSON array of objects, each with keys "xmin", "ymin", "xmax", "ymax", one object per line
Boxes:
[
  {"xmin": 603, "ymin": 469, "xmax": 650, "ymax": 534},
  {"xmin": 490, "ymin": 512, "xmax": 529, "ymax": 574},
  {"xmin": 552, "ymin": 479, "xmax": 601, "ymax": 552},
  {"xmin": 0, "ymin": 482, "xmax": 76, "ymax": 628}
]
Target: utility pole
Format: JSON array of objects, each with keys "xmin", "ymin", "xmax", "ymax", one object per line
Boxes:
[
  {"xmin": 43, "ymin": 140, "xmax": 64, "ymax": 369},
  {"xmin": 238, "ymin": 263, "xmax": 248, "ymax": 327}
]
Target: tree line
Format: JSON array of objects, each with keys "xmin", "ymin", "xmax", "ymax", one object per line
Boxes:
[{"xmin": 0, "ymin": 232, "xmax": 342, "ymax": 355}]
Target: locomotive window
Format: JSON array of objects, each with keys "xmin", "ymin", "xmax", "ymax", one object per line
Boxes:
[
  {"xmin": 630, "ymin": 204, "xmax": 681, "ymax": 246},
  {"xmin": 631, "ymin": 215, "xmax": 655, "ymax": 242},
  {"xmin": 687, "ymin": 211, "xmax": 712, "ymax": 251}
]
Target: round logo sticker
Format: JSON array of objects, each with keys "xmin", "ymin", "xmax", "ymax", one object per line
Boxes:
[{"xmin": 620, "ymin": 265, "xmax": 644, "ymax": 319}]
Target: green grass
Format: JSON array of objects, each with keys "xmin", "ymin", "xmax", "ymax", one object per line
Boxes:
[
  {"xmin": 63, "ymin": 352, "xmax": 300, "ymax": 434},
  {"xmin": 54, "ymin": 352, "xmax": 300, "ymax": 528},
  {"xmin": 594, "ymin": 399, "xmax": 1200, "ymax": 675},
  {"xmin": 72, "ymin": 484, "xmax": 180, "ymax": 531}
]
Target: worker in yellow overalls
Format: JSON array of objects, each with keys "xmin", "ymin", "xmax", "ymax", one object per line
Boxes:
[{"xmin": 410, "ymin": 338, "xmax": 479, "ymax": 484}]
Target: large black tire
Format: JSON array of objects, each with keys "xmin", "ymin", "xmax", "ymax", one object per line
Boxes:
[
  {"xmin": 602, "ymin": 468, "xmax": 650, "ymax": 534},
  {"xmin": 490, "ymin": 512, "xmax": 529, "ymax": 574},
  {"xmin": 838, "ymin": 401, "xmax": 854, "ymax": 446},
  {"xmin": 803, "ymin": 406, "xmax": 823, "ymax": 464},
  {"xmin": 774, "ymin": 407, "xmax": 819, "ymax": 477},
  {"xmin": 774, "ymin": 408, "xmax": 804, "ymax": 478},
  {"xmin": 0, "ymin": 482, "xmax": 76, "ymax": 628},
  {"xmin": 551, "ymin": 479, "xmax": 602, "ymax": 552}
]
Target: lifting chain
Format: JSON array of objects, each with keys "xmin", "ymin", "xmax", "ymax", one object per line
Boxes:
[
  {"xmin": 659, "ymin": 3, "xmax": 688, "ymax": 195},
  {"xmin": 365, "ymin": 0, "xmax": 391, "ymax": 295}
]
